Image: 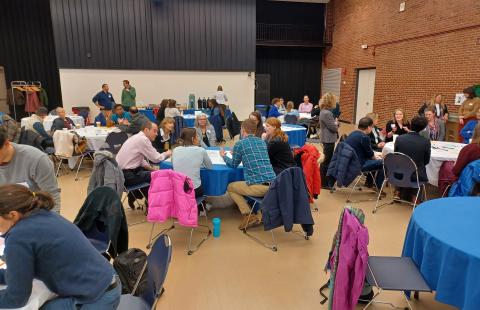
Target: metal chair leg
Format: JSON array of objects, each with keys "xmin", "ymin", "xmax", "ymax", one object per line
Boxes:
[
  {"xmin": 372, "ymin": 180, "xmax": 387, "ymax": 214},
  {"xmin": 74, "ymin": 154, "xmax": 85, "ymax": 181},
  {"xmin": 242, "ymin": 202, "xmax": 278, "ymax": 252},
  {"xmin": 346, "ymin": 175, "xmax": 362, "ymax": 203}
]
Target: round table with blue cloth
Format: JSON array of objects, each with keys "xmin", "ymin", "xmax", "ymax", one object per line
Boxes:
[
  {"xmin": 402, "ymin": 197, "xmax": 480, "ymax": 310},
  {"xmin": 281, "ymin": 124, "xmax": 307, "ymax": 147},
  {"xmin": 159, "ymin": 147, "xmax": 244, "ymax": 196}
]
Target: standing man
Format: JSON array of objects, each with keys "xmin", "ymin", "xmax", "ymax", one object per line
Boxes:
[
  {"xmin": 92, "ymin": 84, "xmax": 115, "ymax": 111},
  {"xmin": 121, "ymin": 80, "xmax": 136, "ymax": 111},
  {"xmin": 0, "ymin": 128, "xmax": 61, "ymax": 213}
]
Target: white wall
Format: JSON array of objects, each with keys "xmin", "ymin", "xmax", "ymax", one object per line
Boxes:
[{"xmin": 59, "ymin": 69, "xmax": 255, "ymax": 121}]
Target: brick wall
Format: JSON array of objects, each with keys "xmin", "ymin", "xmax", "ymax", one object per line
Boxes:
[{"xmin": 324, "ymin": 0, "xmax": 480, "ymax": 125}]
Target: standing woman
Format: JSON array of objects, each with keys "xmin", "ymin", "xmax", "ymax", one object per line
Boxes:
[
  {"xmin": 0, "ymin": 185, "xmax": 120, "ymax": 309},
  {"xmin": 194, "ymin": 114, "xmax": 216, "ymax": 148},
  {"xmin": 156, "ymin": 99, "xmax": 170, "ymax": 125},
  {"xmin": 214, "ymin": 85, "xmax": 228, "ymax": 106},
  {"xmin": 419, "ymin": 94, "xmax": 449, "ymax": 121},
  {"xmin": 385, "ymin": 108, "xmax": 410, "ymax": 142},
  {"xmin": 458, "ymin": 87, "xmax": 480, "ymax": 141},
  {"xmin": 153, "ymin": 117, "xmax": 175, "ymax": 152},
  {"xmin": 172, "ymin": 128, "xmax": 213, "ymax": 198},
  {"xmin": 164, "ymin": 99, "xmax": 181, "ymax": 118},
  {"xmin": 249, "ymin": 111, "xmax": 264, "ymax": 138},
  {"xmin": 319, "ymin": 93, "xmax": 338, "ymax": 189},
  {"xmin": 421, "ymin": 106, "xmax": 445, "ymax": 141},
  {"xmin": 208, "ymin": 98, "xmax": 221, "ymax": 117},
  {"xmin": 262, "ymin": 117, "xmax": 296, "ymax": 175}
]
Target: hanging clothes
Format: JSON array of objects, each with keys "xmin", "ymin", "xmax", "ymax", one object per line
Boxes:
[
  {"xmin": 39, "ymin": 88, "xmax": 48, "ymax": 108},
  {"xmin": 25, "ymin": 91, "xmax": 41, "ymax": 113}
]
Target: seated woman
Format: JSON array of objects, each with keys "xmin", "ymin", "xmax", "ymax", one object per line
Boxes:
[
  {"xmin": 0, "ymin": 184, "xmax": 120, "ymax": 309},
  {"xmin": 262, "ymin": 117, "xmax": 296, "ymax": 175},
  {"xmin": 421, "ymin": 106, "xmax": 445, "ymax": 141},
  {"xmin": 164, "ymin": 99, "xmax": 181, "ymax": 118},
  {"xmin": 249, "ymin": 111, "xmax": 264, "ymax": 138},
  {"xmin": 460, "ymin": 108, "xmax": 480, "ymax": 143},
  {"xmin": 153, "ymin": 117, "xmax": 175, "ymax": 152},
  {"xmin": 366, "ymin": 112, "xmax": 385, "ymax": 151},
  {"xmin": 385, "ymin": 108, "xmax": 410, "ymax": 142},
  {"xmin": 172, "ymin": 128, "xmax": 213, "ymax": 198},
  {"xmin": 284, "ymin": 101, "xmax": 299, "ymax": 117},
  {"xmin": 267, "ymin": 98, "xmax": 283, "ymax": 118},
  {"xmin": 453, "ymin": 123, "xmax": 480, "ymax": 177},
  {"xmin": 194, "ymin": 114, "xmax": 216, "ymax": 148}
]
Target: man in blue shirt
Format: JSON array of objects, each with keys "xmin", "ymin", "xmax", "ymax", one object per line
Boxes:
[
  {"xmin": 344, "ymin": 117, "xmax": 384, "ymax": 189},
  {"xmin": 111, "ymin": 104, "xmax": 132, "ymax": 125},
  {"xmin": 220, "ymin": 119, "xmax": 276, "ymax": 229},
  {"xmin": 267, "ymin": 97, "xmax": 283, "ymax": 118},
  {"xmin": 92, "ymin": 84, "xmax": 115, "ymax": 110}
]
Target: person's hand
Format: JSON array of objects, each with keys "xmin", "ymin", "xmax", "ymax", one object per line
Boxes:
[
  {"xmin": 378, "ymin": 142, "xmax": 385, "ymax": 148},
  {"xmin": 392, "ymin": 126, "xmax": 397, "ymax": 133},
  {"xmin": 164, "ymin": 150, "xmax": 172, "ymax": 158},
  {"xmin": 219, "ymin": 148, "xmax": 226, "ymax": 158},
  {"xmin": 387, "ymin": 131, "xmax": 393, "ymax": 138},
  {"xmin": 459, "ymin": 118, "xmax": 464, "ymax": 125},
  {"xmin": 443, "ymin": 115, "xmax": 449, "ymax": 122},
  {"xmin": 404, "ymin": 127, "xmax": 410, "ymax": 132},
  {"xmin": 374, "ymin": 153, "xmax": 383, "ymax": 160},
  {"xmin": 261, "ymin": 132, "xmax": 268, "ymax": 140}
]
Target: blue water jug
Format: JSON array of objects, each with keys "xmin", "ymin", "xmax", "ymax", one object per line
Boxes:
[{"xmin": 212, "ymin": 217, "xmax": 221, "ymax": 238}]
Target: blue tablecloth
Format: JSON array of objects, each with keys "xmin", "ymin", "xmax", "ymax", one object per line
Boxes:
[
  {"xmin": 159, "ymin": 147, "xmax": 244, "ymax": 196},
  {"xmin": 282, "ymin": 124, "xmax": 307, "ymax": 147},
  {"xmin": 139, "ymin": 109, "xmax": 156, "ymax": 122},
  {"xmin": 402, "ymin": 198, "xmax": 480, "ymax": 310},
  {"xmin": 183, "ymin": 117, "xmax": 195, "ymax": 128}
]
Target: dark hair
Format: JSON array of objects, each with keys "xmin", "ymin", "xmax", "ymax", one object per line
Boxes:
[
  {"xmin": 0, "ymin": 184, "xmax": 54, "ymax": 217},
  {"xmin": 424, "ymin": 106, "xmax": 436, "ymax": 115},
  {"xmin": 167, "ymin": 100, "xmax": 176, "ymax": 108},
  {"xmin": 160, "ymin": 99, "xmax": 170, "ymax": 108},
  {"xmin": 36, "ymin": 107, "xmax": 48, "ymax": 116},
  {"xmin": 463, "ymin": 87, "xmax": 475, "ymax": 98},
  {"xmin": 358, "ymin": 117, "xmax": 373, "ymax": 130},
  {"xmin": 217, "ymin": 85, "xmax": 223, "ymax": 91},
  {"xmin": 129, "ymin": 106, "xmax": 139, "ymax": 114},
  {"xmin": 242, "ymin": 119, "xmax": 258, "ymax": 135},
  {"xmin": 249, "ymin": 111, "xmax": 263, "ymax": 136},
  {"xmin": 0, "ymin": 128, "xmax": 7, "ymax": 147},
  {"xmin": 177, "ymin": 128, "xmax": 197, "ymax": 147},
  {"xmin": 123, "ymin": 80, "xmax": 129, "ymax": 84},
  {"xmin": 141, "ymin": 121, "xmax": 153, "ymax": 131},
  {"xmin": 208, "ymin": 99, "xmax": 218, "ymax": 108},
  {"xmin": 102, "ymin": 83, "xmax": 108, "ymax": 88},
  {"xmin": 114, "ymin": 104, "xmax": 123, "ymax": 110},
  {"xmin": 411, "ymin": 116, "xmax": 428, "ymax": 132}
]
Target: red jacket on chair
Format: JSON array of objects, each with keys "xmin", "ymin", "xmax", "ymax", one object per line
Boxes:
[{"xmin": 294, "ymin": 145, "xmax": 321, "ymax": 202}]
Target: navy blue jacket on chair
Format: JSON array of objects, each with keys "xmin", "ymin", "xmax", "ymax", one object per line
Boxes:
[
  {"xmin": 262, "ymin": 167, "xmax": 314, "ymax": 235},
  {"xmin": 449, "ymin": 159, "xmax": 480, "ymax": 197},
  {"xmin": 327, "ymin": 142, "xmax": 362, "ymax": 187}
]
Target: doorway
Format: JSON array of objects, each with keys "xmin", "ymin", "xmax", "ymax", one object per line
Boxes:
[{"xmin": 354, "ymin": 68, "xmax": 376, "ymax": 124}]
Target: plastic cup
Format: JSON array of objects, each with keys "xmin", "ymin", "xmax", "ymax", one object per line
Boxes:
[
  {"xmin": 391, "ymin": 124, "xmax": 396, "ymax": 129},
  {"xmin": 212, "ymin": 218, "xmax": 221, "ymax": 238},
  {"xmin": 96, "ymin": 121, "xmax": 101, "ymax": 127}
]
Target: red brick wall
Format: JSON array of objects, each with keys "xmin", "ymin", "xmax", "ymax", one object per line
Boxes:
[{"xmin": 324, "ymin": 0, "xmax": 480, "ymax": 125}]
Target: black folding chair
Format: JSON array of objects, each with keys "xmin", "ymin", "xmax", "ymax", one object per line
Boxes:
[
  {"xmin": 105, "ymin": 131, "xmax": 129, "ymax": 155},
  {"xmin": 284, "ymin": 114, "xmax": 298, "ymax": 124}
]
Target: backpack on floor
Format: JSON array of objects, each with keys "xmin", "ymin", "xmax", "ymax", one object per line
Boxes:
[{"xmin": 113, "ymin": 248, "xmax": 148, "ymax": 296}]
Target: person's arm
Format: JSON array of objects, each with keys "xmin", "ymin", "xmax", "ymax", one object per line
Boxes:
[
  {"xmin": 323, "ymin": 111, "xmax": 338, "ymax": 133},
  {"xmin": 222, "ymin": 143, "xmax": 242, "ymax": 168},
  {"xmin": 223, "ymin": 93, "xmax": 228, "ymax": 102},
  {"xmin": 452, "ymin": 147, "xmax": 469, "ymax": 176},
  {"xmin": 142, "ymin": 139, "xmax": 170, "ymax": 164},
  {"xmin": 32, "ymin": 122, "xmax": 51, "ymax": 139},
  {"xmin": 0, "ymin": 239, "xmax": 35, "ymax": 308},
  {"xmin": 110, "ymin": 93, "xmax": 115, "ymax": 103},
  {"xmin": 34, "ymin": 154, "xmax": 61, "ymax": 212},
  {"xmin": 208, "ymin": 126, "xmax": 217, "ymax": 146},
  {"xmin": 202, "ymin": 149, "xmax": 213, "ymax": 169},
  {"xmin": 92, "ymin": 92, "xmax": 99, "ymax": 105},
  {"xmin": 130, "ymin": 87, "xmax": 136, "ymax": 100},
  {"xmin": 362, "ymin": 136, "xmax": 375, "ymax": 159},
  {"xmin": 439, "ymin": 120, "xmax": 446, "ymax": 141},
  {"xmin": 418, "ymin": 103, "xmax": 427, "ymax": 116}
]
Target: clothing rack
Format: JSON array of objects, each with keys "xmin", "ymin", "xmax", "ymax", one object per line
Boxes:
[{"xmin": 10, "ymin": 80, "xmax": 42, "ymax": 121}]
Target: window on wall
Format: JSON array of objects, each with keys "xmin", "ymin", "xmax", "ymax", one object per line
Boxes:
[{"xmin": 322, "ymin": 68, "xmax": 342, "ymax": 99}]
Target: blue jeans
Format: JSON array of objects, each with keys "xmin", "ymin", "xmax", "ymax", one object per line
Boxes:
[
  {"xmin": 362, "ymin": 159, "xmax": 384, "ymax": 189},
  {"xmin": 40, "ymin": 278, "xmax": 121, "ymax": 310}
]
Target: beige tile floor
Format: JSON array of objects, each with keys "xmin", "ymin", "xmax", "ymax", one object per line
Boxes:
[{"xmin": 57, "ymin": 125, "xmax": 456, "ymax": 310}]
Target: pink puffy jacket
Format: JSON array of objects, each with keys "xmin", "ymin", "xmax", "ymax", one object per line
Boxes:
[{"xmin": 147, "ymin": 170, "xmax": 198, "ymax": 227}]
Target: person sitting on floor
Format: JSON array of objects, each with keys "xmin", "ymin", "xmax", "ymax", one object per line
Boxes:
[
  {"xmin": 267, "ymin": 98, "xmax": 283, "ymax": 118},
  {"xmin": 194, "ymin": 114, "xmax": 216, "ymax": 148},
  {"xmin": 220, "ymin": 119, "xmax": 276, "ymax": 229},
  {"xmin": 366, "ymin": 112, "xmax": 385, "ymax": 151},
  {"xmin": 94, "ymin": 109, "xmax": 114, "ymax": 127},
  {"xmin": 172, "ymin": 128, "xmax": 213, "ymax": 198},
  {"xmin": 119, "ymin": 106, "xmax": 150, "ymax": 134},
  {"xmin": 262, "ymin": 117, "xmax": 296, "ymax": 175},
  {"xmin": 460, "ymin": 107, "xmax": 480, "ymax": 144},
  {"xmin": 116, "ymin": 121, "xmax": 172, "ymax": 209},
  {"xmin": 153, "ymin": 117, "xmax": 175, "ymax": 153},
  {"xmin": 23, "ymin": 107, "xmax": 53, "ymax": 147},
  {"xmin": 0, "ymin": 184, "xmax": 120, "ymax": 309},
  {"xmin": 453, "ymin": 122, "xmax": 480, "ymax": 178},
  {"xmin": 344, "ymin": 117, "xmax": 384, "ymax": 190},
  {"xmin": 51, "ymin": 107, "xmax": 75, "ymax": 132},
  {"xmin": 421, "ymin": 106, "xmax": 445, "ymax": 141},
  {"xmin": 394, "ymin": 116, "xmax": 430, "ymax": 202},
  {"xmin": 110, "ymin": 104, "xmax": 132, "ymax": 125}
]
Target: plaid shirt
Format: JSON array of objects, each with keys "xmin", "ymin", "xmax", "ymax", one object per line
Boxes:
[{"xmin": 223, "ymin": 135, "xmax": 275, "ymax": 185}]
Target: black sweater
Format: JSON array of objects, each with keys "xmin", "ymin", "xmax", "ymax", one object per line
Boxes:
[{"xmin": 267, "ymin": 138, "xmax": 297, "ymax": 175}]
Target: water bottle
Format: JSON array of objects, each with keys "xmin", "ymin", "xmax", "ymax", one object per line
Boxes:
[{"xmin": 212, "ymin": 217, "xmax": 221, "ymax": 238}]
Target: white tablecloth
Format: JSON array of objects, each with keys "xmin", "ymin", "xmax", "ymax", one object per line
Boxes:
[
  {"xmin": 21, "ymin": 115, "xmax": 85, "ymax": 132},
  {"xmin": 383, "ymin": 141, "xmax": 465, "ymax": 187},
  {"xmin": 74, "ymin": 127, "xmax": 119, "ymax": 151},
  {"xmin": 299, "ymin": 113, "xmax": 312, "ymax": 119}
]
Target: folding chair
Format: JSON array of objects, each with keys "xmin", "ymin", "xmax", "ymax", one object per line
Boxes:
[
  {"xmin": 123, "ymin": 182, "xmax": 150, "ymax": 226},
  {"xmin": 84, "ymin": 220, "xmax": 111, "ymax": 259},
  {"xmin": 147, "ymin": 196, "xmax": 211, "ymax": 255},
  {"xmin": 105, "ymin": 131, "xmax": 128, "ymax": 155},
  {"xmin": 118, "ymin": 234, "xmax": 173, "ymax": 310},
  {"xmin": 362, "ymin": 256, "xmax": 431, "ymax": 310},
  {"xmin": 373, "ymin": 152, "xmax": 427, "ymax": 213},
  {"xmin": 345, "ymin": 170, "xmax": 381, "ymax": 203}
]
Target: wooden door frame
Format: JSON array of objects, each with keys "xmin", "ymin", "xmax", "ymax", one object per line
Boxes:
[{"xmin": 353, "ymin": 67, "xmax": 376, "ymax": 124}]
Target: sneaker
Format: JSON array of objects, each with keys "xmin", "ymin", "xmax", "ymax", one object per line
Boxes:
[{"xmin": 238, "ymin": 214, "xmax": 260, "ymax": 230}]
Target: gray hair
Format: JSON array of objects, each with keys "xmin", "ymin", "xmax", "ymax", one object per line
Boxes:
[{"xmin": 194, "ymin": 114, "xmax": 212, "ymax": 128}]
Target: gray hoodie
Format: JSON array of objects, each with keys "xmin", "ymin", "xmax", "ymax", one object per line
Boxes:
[{"xmin": 87, "ymin": 150, "xmax": 125, "ymax": 197}]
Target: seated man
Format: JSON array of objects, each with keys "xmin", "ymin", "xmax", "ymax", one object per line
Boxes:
[
  {"xmin": 116, "ymin": 121, "xmax": 172, "ymax": 208},
  {"xmin": 119, "ymin": 106, "xmax": 150, "ymax": 134},
  {"xmin": 51, "ymin": 107, "xmax": 75, "ymax": 132},
  {"xmin": 394, "ymin": 116, "xmax": 430, "ymax": 202},
  {"xmin": 221, "ymin": 119, "xmax": 276, "ymax": 229},
  {"xmin": 23, "ymin": 107, "xmax": 53, "ymax": 147},
  {"xmin": 344, "ymin": 117, "xmax": 384, "ymax": 190},
  {"xmin": 94, "ymin": 109, "xmax": 114, "ymax": 127},
  {"xmin": 0, "ymin": 128, "xmax": 61, "ymax": 212},
  {"xmin": 111, "ymin": 104, "xmax": 132, "ymax": 125},
  {"xmin": 0, "ymin": 113, "xmax": 20, "ymax": 143}
]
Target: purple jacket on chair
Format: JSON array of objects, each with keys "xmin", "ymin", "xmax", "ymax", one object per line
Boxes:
[
  {"xmin": 331, "ymin": 210, "xmax": 369, "ymax": 310},
  {"xmin": 147, "ymin": 169, "xmax": 198, "ymax": 227}
]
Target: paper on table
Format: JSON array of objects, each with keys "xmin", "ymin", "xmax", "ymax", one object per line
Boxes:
[
  {"xmin": 281, "ymin": 125, "xmax": 305, "ymax": 132},
  {"xmin": 165, "ymin": 149, "xmax": 242, "ymax": 166}
]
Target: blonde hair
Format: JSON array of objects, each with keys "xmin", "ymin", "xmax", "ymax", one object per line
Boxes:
[
  {"xmin": 393, "ymin": 108, "xmax": 408, "ymax": 125},
  {"xmin": 265, "ymin": 117, "xmax": 288, "ymax": 143},
  {"xmin": 286, "ymin": 101, "xmax": 295, "ymax": 112},
  {"xmin": 160, "ymin": 117, "xmax": 175, "ymax": 132},
  {"xmin": 320, "ymin": 93, "xmax": 336, "ymax": 109}
]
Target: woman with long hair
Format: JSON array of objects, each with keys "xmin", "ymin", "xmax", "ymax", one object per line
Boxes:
[
  {"xmin": 319, "ymin": 93, "xmax": 338, "ymax": 189},
  {"xmin": 153, "ymin": 117, "xmax": 175, "ymax": 152},
  {"xmin": 262, "ymin": 117, "xmax": 296, "ymax": 175},
  {"xmin": 0, "ymin": 184, "xmax": 120, "ymax": 308},
  {"xmin": 156, "ymin": 99, "xmax": 170, "ymax": 124},
  {"xmin": 172, "ymin": 128, "xmax": 213, "ymax": 198},
  {"xmin": 385, "ymin": 108, "xmax": 410, "ymax": 142},
  {"xmin": 248, "ymin": 111, "xmax": 264, "ymax": 138},
  {"xmin": 453, "ymin": 122, "xmax": 480, "ymax": 177},
  {"xmin": 194, "ymin": 114, "xmax": 216, "ymax": 148},
  {"xmin": 421, "ymin": 106, "xmax": 445, "ymax": 141},
  {"xmin": 164, "ymin": 99, "xmax": 181, "ymax": 118}
]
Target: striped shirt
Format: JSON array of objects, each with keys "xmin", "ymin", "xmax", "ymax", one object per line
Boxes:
[{"xmin": 223, "ymin": 135, "xmax": 276, "ymax": 185}]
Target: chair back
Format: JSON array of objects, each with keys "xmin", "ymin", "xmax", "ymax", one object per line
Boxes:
[
  {"xmin": 138, "ymin": 234, "xmax": 172, "ymax": 308},
  {"xmin": 284, "ymin": 114, "xmax": 298, "ymax": 125},
  {"xmin": 383, "ymin": 152, "xmax": 420, "ymax": 188},
  {"xmin": 226, "ymin": 112, "xmax": 241, "ymax": 139},
  {"xmin": 170, "ymin": 116, "xmax": 186, "ymax": 145},
  {"xmin": 19, "ymin": 127, "xmax": 45, "ymax": 150},
  {"xmin": 105, "ymin": 131, "xmax": 128, "ymax": 154}
]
